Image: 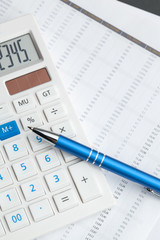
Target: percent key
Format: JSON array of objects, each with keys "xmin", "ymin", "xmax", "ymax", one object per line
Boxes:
[{"xmin": 20, "ymin": 112, "xmax": 43, "ymax": 131}]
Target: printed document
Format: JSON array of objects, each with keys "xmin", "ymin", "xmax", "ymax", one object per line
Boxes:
[{"xmin": 1, "ymin": 0, "xmax": 160, "ymax": 239}]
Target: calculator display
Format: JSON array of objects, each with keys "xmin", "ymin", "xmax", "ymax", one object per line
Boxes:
[{"xmin": 0, "ymin": 34, "xmax": 39, "ymax": 74}]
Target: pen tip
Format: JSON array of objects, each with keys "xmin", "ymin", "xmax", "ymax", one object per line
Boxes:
[{"xmin": 28, "ymin": 126, "xmax": 34, "ymax": 130}]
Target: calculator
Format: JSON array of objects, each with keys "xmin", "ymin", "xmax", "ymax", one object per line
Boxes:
[{"xmin": 0, "ymin": 15, "xmax": 114, "ymax": 240}]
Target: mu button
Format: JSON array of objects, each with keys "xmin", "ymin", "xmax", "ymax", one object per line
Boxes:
[{"xmin": 0, "ymin": 120, "xmax": 20, "ymax": 141}]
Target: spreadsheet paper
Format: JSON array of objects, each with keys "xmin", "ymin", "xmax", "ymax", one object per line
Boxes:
[{"xmin": 1, "ymin": 0, "xmax": 160, "ymax": 239}]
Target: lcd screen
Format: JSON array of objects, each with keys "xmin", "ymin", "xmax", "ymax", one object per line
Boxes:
[{"xmin": 0, "ymin": 34, "xmax": 40, "ymax": 75}]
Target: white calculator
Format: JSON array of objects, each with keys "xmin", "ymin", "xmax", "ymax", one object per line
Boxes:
[{"xmin": 0, "ymin": 15, "xmax": 114, "ymax": 240}]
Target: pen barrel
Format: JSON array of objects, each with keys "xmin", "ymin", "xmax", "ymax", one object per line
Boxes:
[
  {"xmin": 101, "ymin": 156, "xmax": 160, "ymax": 193},
  {"xmin": 55, "ymin": 135, "xmax": 91, "ymax": 160},
  {"xmin": 56, "ymin": 135, "xmax": 160, "ymax": 193}
]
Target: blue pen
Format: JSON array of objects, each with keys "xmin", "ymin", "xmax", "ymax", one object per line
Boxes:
[{"xmin": 28, "ymin": 126, "xmax": 160, "ymax": 197}]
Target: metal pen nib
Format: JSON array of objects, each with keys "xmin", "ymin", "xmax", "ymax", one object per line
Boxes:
[
  {"xmin": 28, "ymin": 126, "xmax": 33, "ymax": 130},
  {"xmin": 27, "ymin": 126, "xmax": 59, "ymax": 145}
]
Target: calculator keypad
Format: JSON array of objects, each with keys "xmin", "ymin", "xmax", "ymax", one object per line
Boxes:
[
  {"xmin": 69, "ymin": 161, "xmax": 102, "ymax": 203},
  {"xmin": 45, "ymin": 169, "xmax": 70, "ymax": 192},
  {"xmin": 0, "ymin": 83, "xmax": 104, "ymax": 235},
  {"xmin": 0, "ymin": 103, "xmax": 12, "ymax": 122},
  {"xmin": 0, "ymin": 120, "xmax": 20, "ymax": 141},
  {"xmin": 0, "ymin": 168, "xmax": 13, "ymax": 189},
  {"xmin": 36, "ymin": 86, "xmax": 58, "ymax": 105},
  {"xmin": 4, "ymin": 139, "xmax": 28, "ymax": 161},
  {"xmin": 5, "ymin": 209, "xmax": 29, "ymax": 232},
  {"xmin": 21, "ymin": 179, "xmax": 45, "ymax": 201},
  {"xmin": 53, "ymin": 189, "xmax": 79, "ymax": 212},
  {"xmin": 51, "ymin": 120, "xmax": 76, "ymax": 138},
  {"xmin": 12, "ymin": 159, "xmax": 37, "ymax": 181},
  {"xmin": 29, "ymin": 199, "xmax": 53, "ymax": 222},
  {"xmin": 20, "ymin": 112, "xmax": 43, "ymax": 131},
  {"xmin": 0, "ymin": 188, "xmax": 21, "ymax": 211},
  {"xmin": 13, "ymin": 95, "xmax": 35, "ymax": 113},
  {"xmin": 28, "ymin": 133, "xmax": 50, "ymax": 152},
  {"xmin": 36, "ymin": 149, "xmax": 61, "ymax": 171},
  {"xmin": 61, "ymin": 151, "xmax": 78, "ymax": 163},
  {"xmin": 44, "ymin": 103, "xmax": 66, "ymax": 122}
]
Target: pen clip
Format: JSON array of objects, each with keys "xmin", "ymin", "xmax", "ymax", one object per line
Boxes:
[{"xmin": 145, "ymin": 187, "xmax": 160, "ymax": 198}]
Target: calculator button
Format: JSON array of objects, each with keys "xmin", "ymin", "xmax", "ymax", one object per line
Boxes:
[
  {"xmin": 13, "ymin": 95, "xmax": 35, "ymax": 113},
  {"xmin": 20, "ymin": 112, "xmax": 43, "ymax": 131},
  {"xmin": 21, "ymin": 179, "xmax": 45, "ymax": 201},
  {"xmin": 69, "ymin": 161, "xmax": 102, "ymax": 203},
  {"xmin": 61, "ymin": 151, "xmax": 78, "ymax": 163},
  {"xmin": 0, "ymin": 120, "xmax": 20, "ymax": 141},
  {"xmin": 0, "ymin": 168, "xmax": 13, "ymax": 189},
  {"xmin": 0, "ymin": 103, "xmax": 12, "ymax": 122},
  {"xmin": 29, "ymin": 199, "xmax": 53, "ymax": 222},
  {"xmin": 45, "ymin": 169, "xmax": 70, "ymax": 192},
  {"xmin": 4, "ymin": 139, "xmax": 28, "ymax": 161},
  {"xmin": 0, "ymin": 221, "xmax": 5, "ymax": 237},
  {"xmin": 5, "ymin": 208, "xmax": 29, "ymax": 232},
  {"xmin": 44, "ymin": 103, "xmax": 66, "ymax": 122},
  {"xmin": 36, "ymin": 149, "xmax": 61, "ymax": 172},
  {"xmin": 0, "ymin": 188, "xmax": 21, "ymax": 211},
  {"xmin": 53, "ymin": 189, "xmax": 78, "ymax": 212},
  {"xmin": 51, "ymin": 120, "xmax": 76, "ymax": 138},
  {"xmin": 0, "ymin": 152, "xmax": 4, "ymax": 165},
  {"xmin": 36, "ymin": 86, "xmax": 58, "ymax": 105},
  {"xmin": 12, "ymin": 159, "xmax": 37, "ymax": 181},
  {"xmin": 28, "ymin": 133, "xmax": 50, "ymax": 152}
]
